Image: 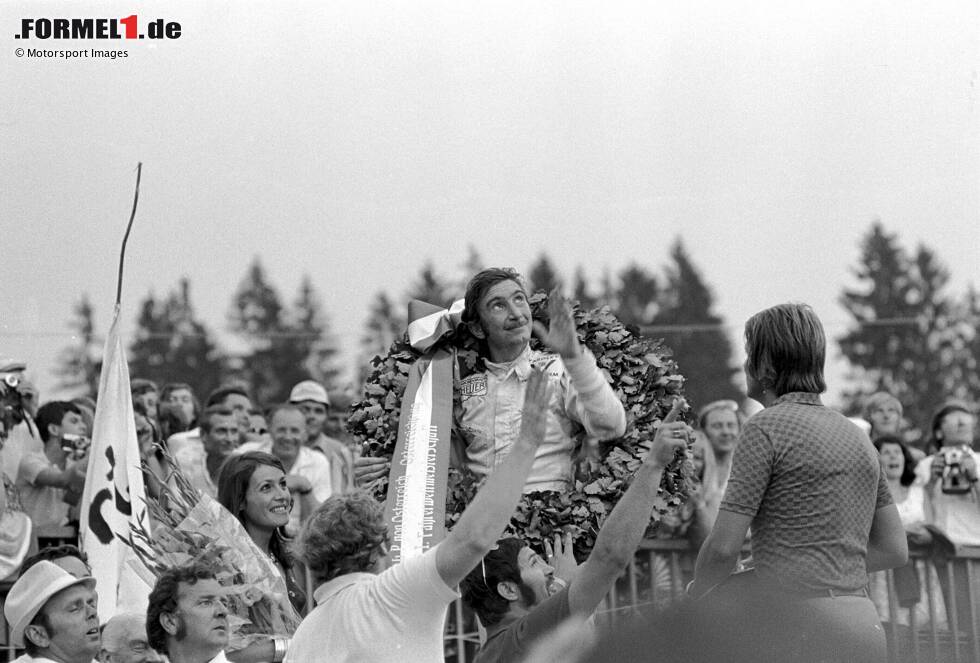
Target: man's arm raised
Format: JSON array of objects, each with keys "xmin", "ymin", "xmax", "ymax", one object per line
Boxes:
[
  {"xmin": 533, "ymin": 286, "xmax": 626, "ymax": 440},
  {"xmin": 435, "ymin": 368, "xmax": 551, "ymax": 588},
  {"xmin": 566, "ymin": 404, "xmax": 689, "ymax": 617}
]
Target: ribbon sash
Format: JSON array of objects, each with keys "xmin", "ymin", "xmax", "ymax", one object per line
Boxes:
[{"xmin": 383, "ymin": 348, "xmax": 453, "ymax": 564}]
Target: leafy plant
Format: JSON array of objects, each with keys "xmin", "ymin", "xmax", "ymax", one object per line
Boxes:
[{"xmin": 348, "ymin": 293, "xmax": 693, "ymax": 557}]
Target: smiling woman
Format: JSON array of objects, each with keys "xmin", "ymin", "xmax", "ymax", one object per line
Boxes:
[
  {"xmin": 216, "ymin": 451, "xmax": 307, "ymax": 663},
  {"xmin": 217, "ymin": 451, "xmax": 308, "ymax": 616}
]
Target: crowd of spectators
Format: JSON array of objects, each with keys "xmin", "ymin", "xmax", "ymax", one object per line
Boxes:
[{"xmin": 1, "ymin": 279, "xmax": 979, "ymax": 662}]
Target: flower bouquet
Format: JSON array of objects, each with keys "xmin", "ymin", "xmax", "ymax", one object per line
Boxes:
[
  {"xmin": 127, "ymin": 456, "xmax": 301, "ymax": 649},
  {"xmin": 349, "ymin": 292, "xmax": 695, "ymax": 557}
]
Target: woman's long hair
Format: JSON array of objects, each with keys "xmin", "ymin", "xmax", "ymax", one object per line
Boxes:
[
  {"xmin": 872, "ymin": 435, "xmax": 917, "ymax": 487},
  {"xmin": 217, "ymin": 451, "xmax": 293, "ymax": 569}
]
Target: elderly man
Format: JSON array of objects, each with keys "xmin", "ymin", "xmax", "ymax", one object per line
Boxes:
[
  {"xmin": 100, "ymin": 613, "xmax": 163, "ymax": 663},
  {"xmin": 460, "ymin": 414, "xmax": 690, "ymax": 662},
  {"xmin": 290, "ymin": 380, "xmax": 354, "ymax": 493},
  {"xmin": 146, "ymin": 563, "xmax": 230, "ymax": 663},
  {"xmin": 287, "ymin": 368, "xmax": 553, "ymax": 662},
  {"xmin": 3, "ymin": 560, "xmax": 100, "ymax": 663}
]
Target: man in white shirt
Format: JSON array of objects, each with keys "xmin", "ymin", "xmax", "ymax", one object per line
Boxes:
[
  {"xmin": 147, "ymin": 562, "xmax": 231, "ymax": 663},
  {"xmin": 287, "ymin": 368, "xmax": 553, "ymax": 663},
  {"xmin": 290, "ymin": 380, "xmax": 354, "ymax": 493}
]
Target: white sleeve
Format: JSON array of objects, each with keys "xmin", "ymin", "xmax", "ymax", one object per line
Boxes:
[
  {"xmin": 374, "ymin": 545, "xmax": 459, "ymax": 615},
  {"xmin": 560, "ymin": 349, "xmax": 627, "ymax": 440}
]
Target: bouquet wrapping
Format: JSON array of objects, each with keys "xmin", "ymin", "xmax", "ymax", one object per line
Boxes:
[{"xmin": 128, "ymin": 460, "xmax": 301, "ymax": 649}]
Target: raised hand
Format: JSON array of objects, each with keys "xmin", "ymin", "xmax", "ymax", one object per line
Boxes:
[
  {"xmin": 354, "ymin": 455, "xmax": 390, "ymax": 487},
  {"xmin": 545, "ymin": 530, "xmax": 580, "ymax": 587},
  {"xmin": 643, "ymin": 398, "xmax": 691, "ymax": 466},
  {"xmin": 532, "ymin": 287, "xmax": 581, "ymax": 360}
]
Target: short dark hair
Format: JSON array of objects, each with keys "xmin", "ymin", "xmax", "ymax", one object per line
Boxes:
[
  {"xmin": 460, "ymin": 537, "xmax": 525, "ymax": 627},
  {"xmin": 873, "ymin": 435, "xmax": 917, "ymax": 487},
  {"xmin": 462, "ymin": 268, "xmax": 526, "ymax": 325},
  {"xmin": 35, "ymin": 401, "xmax": 82, "ymax": 442},
  {"xmin": 146, "ymin": 562, "xmax": 217, "ymax": 656},
  {"xmin": 160, "ymin": 383, "xmax": 200, "ymax": 427},
  {"xmin": 199, "ymin": 405, "xmax": 237, "ymax": 435},
  {"xmin": 216, "ymin": 451, "xmax": 293, "ymax": 568},
  {"xmin": 20, "ymin": 544, "xmax": 90, "ymax": 576},
  {"xmin": 930, "ymin": 400, "xmax": 973, "ymax": 445},
  {"xmin": 205, "ymin": 385, "xmax": 251, "ymax": 408},
  {"xmin": 296, "ymin": 491, "xmax": 388, "ymax": 585},
  {"xmin": 744, "ymin": 303, "xmax": 826, "ymax": 397},
  {"xmin": 131, "ymin": 379, "xmax": 159, "ymax": 397}
]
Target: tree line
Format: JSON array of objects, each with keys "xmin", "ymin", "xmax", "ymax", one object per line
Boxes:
[{"xmin": 55, "ymin": 222, "xmax": 980, "ymax": 442}]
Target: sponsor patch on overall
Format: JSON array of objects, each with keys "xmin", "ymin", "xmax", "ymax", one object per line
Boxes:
[
  {"xmin": 459, "ymin": 374, "xmax": 488, "ymax": 401},
  {"xmin": 531, "ymin": 353, "xmax": 563, "ymax": 379}
]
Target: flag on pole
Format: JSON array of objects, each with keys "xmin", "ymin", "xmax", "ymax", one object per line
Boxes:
[{"xmin": 79, "ymin": 304, "xmax": 152, "ymax": 621}]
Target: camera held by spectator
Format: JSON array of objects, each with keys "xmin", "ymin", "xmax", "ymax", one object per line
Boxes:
[
  {"xmin": 938, "ymin": 446, "xmax": 973, "ymax": 494},
  {"xmin": 0, "ymin": 364, "xmax": 28, "ymax": 443}
]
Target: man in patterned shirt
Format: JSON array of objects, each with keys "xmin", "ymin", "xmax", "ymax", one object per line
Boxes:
[{"xmin": 689, "ymin": 302, "xmax": 906, "ymax": 663}]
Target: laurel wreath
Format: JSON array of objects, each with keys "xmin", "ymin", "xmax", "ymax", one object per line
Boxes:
[{"xmin": 348, "ymin": 293, "xmax": 693, "ymax": 556}]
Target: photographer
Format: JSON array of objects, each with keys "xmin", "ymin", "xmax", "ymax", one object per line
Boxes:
[
  {"xmin": 914, "ymin": 399, "xmax": 980, "ymax": 632},
  {"xmin": 1, "ymin": 358, "xmax": 43, "ymax": 488},
  {"xmin": 15, "ymin": 401, "xmax": 90, "ymax": 542}
]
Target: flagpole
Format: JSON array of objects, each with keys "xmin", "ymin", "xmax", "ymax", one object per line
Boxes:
[
  {"xmin": 116, "ymin": 162, "xmax": 142, "ymax": 307},
  {"xmin": 80, "ymin": 162, "xmax": 153, "ymax": 620}
]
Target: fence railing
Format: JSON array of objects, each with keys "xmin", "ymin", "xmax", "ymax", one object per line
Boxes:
[
  {"xmin": 3, "ymin": 540, "xmax": 978, "ymax": 662},
  {"xmin": 443, "ymin": 540, "xmax": 980, "ymax": 663}
]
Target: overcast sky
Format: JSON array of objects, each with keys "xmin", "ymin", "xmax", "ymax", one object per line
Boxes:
[{"xmin": 2, "ymin": 1, "xmax": 978, "ymax": 409}]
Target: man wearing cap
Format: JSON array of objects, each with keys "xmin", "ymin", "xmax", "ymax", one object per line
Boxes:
[
  {"xmin": 3, "ymin": 560, "xmax": 100, "ymax": 663},
  {"xmin": 289, "ymin": 380, "xmax": 354, "ymax": 494}
]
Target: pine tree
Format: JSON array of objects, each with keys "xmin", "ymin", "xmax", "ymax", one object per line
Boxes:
[
  {"xmin": 646, "ymin": 239, "xmax": 739, "ymax": 409},
  {"xmin": 614, "ymin": 263, "xmax": 659, "ymax": 328},
  {"xmin": 286, "ymin": 275, "xmax": 342, "ymax": 390},
  {"xmin": 456, "ymin": 245, "xmax": 485, "ymax": 293},
  {"xmin": 407, "ymin": 261, "xmax": 451, "ymax": 307},
  {"xmin": 227, "ymin": 258, "xmax": 288, "ymax": 404},
  {"xmin": 572, "ymin": 267, "xmax": 599, "ymax": 310},
  {"xmin": 358, "ymin": 290, "xmax": 405, "ymax": 383},
  {"xmin": 838, "ymin": 223, "xmax": 968, "ymax": 430},
  {"xmin": 129, "ymin": 278, "xmax": 224, "ymax": 398},
  {"xmin": 527, "ymin": 253, "xmax": 560, "ymax": 294},
  {"xmin": 55, "ymin": 294, "xmax": 102, "ymax": 397}
]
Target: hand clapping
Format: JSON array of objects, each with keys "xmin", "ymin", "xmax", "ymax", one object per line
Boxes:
[{"xmin": 532, "ymin": 287, "xmax": 581, "ymax": 360}]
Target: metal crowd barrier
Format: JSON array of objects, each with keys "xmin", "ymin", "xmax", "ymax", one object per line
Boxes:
[
  {"xmin": 441, "ymin": 540, "xmax": 980, "ymax": 663},
  {"xmin": 3, "ymin": 540, "xmax": 978, "ymax": 662}
]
